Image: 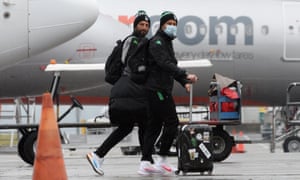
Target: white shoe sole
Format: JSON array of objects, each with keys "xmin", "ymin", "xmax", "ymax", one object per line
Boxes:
[{"xmin": 86, "ymin": 154, "xmax": 104, "ymax": 176}]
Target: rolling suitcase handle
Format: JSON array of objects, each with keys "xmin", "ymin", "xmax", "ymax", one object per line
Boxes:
[{"xmin": 189, "ymin": 84, "xmax": 193, "ymax": 123}]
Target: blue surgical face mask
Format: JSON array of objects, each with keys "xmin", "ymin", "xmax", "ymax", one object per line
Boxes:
[{"xmin": 163, "ymin": 25, "xmax": 177, "ymax": 38}]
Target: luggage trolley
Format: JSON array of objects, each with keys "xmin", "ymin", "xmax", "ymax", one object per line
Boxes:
[
  {"xmin": 272, "ymin": 82, "xmax": 300, "ymax": 152},
  {"xmin": 175, "ymin": 78, "xmax": 243, "ymax": 176},
  {"xmin": 177, "ymin": 77, "xmax": 242, "ymax": 163},
  {"xmin": 207, "ymin": 80, "xmax": 242, "ymax": 162}
]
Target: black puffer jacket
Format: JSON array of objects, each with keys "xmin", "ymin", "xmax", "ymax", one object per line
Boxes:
[
  {"xmin": 145, "ymin": 30, "xmax": 188, "ymax": 94},
  {"xmin": 109, "ymin": 35, "xmax": 148, "ymax": 111}
]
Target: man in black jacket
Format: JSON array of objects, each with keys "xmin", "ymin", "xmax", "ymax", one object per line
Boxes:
[
  {"xmin": 138, "ymin": 11, "xmax": 198, "ymax": 176},
  {"xmin": 86, "ymin": 10, "xmax": 151, "ymax": 176}
]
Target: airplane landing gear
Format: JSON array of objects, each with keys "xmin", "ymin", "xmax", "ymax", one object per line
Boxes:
[
  {"xmin": 18, "ymin": 130, "xmax": 37, "ymax": 165},
  {"xmin": 17, "ymin": 96, "xmax": 83, "ymax": 165}
]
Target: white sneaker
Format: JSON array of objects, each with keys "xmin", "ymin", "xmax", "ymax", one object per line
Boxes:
[
  {"xmin": 86, "ymin": 152, "xmax": 104, "ymax": 175},
  {"xmin": 138, "ymin": 161, "xmax": 162, "ymax": 176},
  {"xmin": 155, "ymin": 156, "xmax": 176, "ymax": 175}
]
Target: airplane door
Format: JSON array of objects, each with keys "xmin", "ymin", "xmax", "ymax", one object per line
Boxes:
[
  {"xmin": 0, "ymin": 0, "xmax": 28, "ymax": 64},
  {"xmin": 283, "ymin": 1, "xmax": 300, "ymax": 61}
]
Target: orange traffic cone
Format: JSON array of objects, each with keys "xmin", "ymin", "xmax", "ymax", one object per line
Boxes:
[
  {"xmin": 32, "ymin": 92, "xmax": 67, "ymax": 180},
  {"xmin": 236, "ymin": 131, "xmax": 246, "ymax": 153}
]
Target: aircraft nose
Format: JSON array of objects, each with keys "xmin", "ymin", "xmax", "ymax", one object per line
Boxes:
[{"xmin": 29, "ymin": 0, "xmax": 99, "ymax": 56}]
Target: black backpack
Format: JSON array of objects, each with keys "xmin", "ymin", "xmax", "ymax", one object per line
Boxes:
[
  {"xmin": 105, "ymin": 36, "xmax": 149, "ymax": 85},
  {"xmin": 125, "ymin": 37, "xmax": 149, "ymax": 84},
  {"xmin": 104, "ymin": 39, "xmax": 125, "ymax": 85}
]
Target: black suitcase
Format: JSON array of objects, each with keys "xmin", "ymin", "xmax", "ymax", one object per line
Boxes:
[
  {"xmin": 175, "ymin": 84, "xmax": 213, "ymax": 175},
  {"xmin": 176, "ymin": 124, "xmax": 213, "ymax": 175}
]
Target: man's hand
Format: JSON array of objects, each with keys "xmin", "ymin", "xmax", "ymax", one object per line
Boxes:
[
  {"xmin": 186, "ymin": 74, "xmax": 198, "ymax": 83},
  {"xmin": 185, "ymin": 83, "xmax": 192, "ymax": 92}
]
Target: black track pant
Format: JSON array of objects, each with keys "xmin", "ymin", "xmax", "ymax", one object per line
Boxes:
[
  {"xmin": 141, "ymin": 91, "xmax": 179, "ymax": 162},
  {"xmin": 95, "ymin": 108, "xmax": 147, "ymax": 158}
]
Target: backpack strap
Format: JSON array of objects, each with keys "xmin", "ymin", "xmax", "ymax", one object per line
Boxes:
[
  {"xmin": 124, "ymin": 37, "xmax": 149, "ymax": 69},
  {"xmin": 121, "ymin": 35, "xmax": 133, "ymax": 64}
]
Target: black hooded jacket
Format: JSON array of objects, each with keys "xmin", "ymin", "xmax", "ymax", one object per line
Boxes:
[{"xmin": 145, "ymin": 30, "xmax": 188, "ymax": 94}]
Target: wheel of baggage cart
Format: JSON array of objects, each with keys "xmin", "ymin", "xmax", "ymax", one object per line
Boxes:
[
  {"xmin": 211, "ymin": 128, "xmax": 233, "ymax": 162},
  {"xmin": 283, "ymin": 136, "xmax": 300, "ymax": 152}
]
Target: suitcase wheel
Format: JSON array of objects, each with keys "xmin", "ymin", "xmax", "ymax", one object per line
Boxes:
[
  {"xmin": 200, "ymin": 170, "xmax": 213, "ymax": 176},
  {"xmin": 175, "ymin": 169, "xmax": 188, "ymax": 176}
]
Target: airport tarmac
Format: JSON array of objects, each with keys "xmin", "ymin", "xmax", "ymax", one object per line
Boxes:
[{"xmin": 0, "ymin": 133, "xmax": 300, "ymax": 180}]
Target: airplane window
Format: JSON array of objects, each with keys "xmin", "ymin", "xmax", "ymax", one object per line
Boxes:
[
  {"xmin": 261, "ymin": 25, "xmax": 269, "ymax": 35},
  {"xmin": 3, "ymin": 12, "xmax": 10, "ymax": 19},
  {"xmin": 230, "ymin": 25, "xmax": 238, "ymax": 35},
  {"xmin": 289, "ymin": 25, "xmax": 294, "ymax": 34}
]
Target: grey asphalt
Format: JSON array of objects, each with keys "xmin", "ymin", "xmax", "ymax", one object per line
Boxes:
[{"xmin": 0, "ymin": 132, "xmax": 299, "ymax": 180}]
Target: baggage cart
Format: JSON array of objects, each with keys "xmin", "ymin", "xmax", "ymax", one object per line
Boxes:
[{"xmin": 178, "ymin": 74, "xmax": 242, "ymax": 162}]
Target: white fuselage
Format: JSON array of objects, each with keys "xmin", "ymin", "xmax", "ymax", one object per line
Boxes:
[
  {"xmin": 1, "ymin": 0, "xmax": 300, "ymax": 106},
  {"xmin": 0, "ymin": 0, "xmax": 98, "ymax": 70}
]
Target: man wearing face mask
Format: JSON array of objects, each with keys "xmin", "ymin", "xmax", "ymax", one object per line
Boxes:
[{"xmin": 138, "ymin": 11, "xmax": 198, "ymax": 176}]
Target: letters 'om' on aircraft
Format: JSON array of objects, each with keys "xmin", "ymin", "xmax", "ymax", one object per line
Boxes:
[
  {"xmin": 0, "ymin": 0, "xmax": 99, "ymax": 70},
  {"xmin": 1, "ymin": 0, "xmax": 299, "ymax": 106},
  {"xmin": 2, "ymin": 0, "xmax": 300, "ymax": 164}
]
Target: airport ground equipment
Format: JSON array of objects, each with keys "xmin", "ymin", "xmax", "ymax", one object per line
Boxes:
[
  {"xmin": 271, "ymin": 82, "xmax": 300, "ymax": 152},
  {"xmin": 175, "ymin": 76, "xmax": 242, "ymax": 162},
  {"xmin": 0, "ymin": 67, "xmax": 111, "ymax": 165}
]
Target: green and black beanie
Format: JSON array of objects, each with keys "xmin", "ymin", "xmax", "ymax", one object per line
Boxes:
[
  {"xmin": 160, "ymin": 11, "xmax": 177, "ymax": 27},
  {"xmin": 133, "ymin": 10, "xmax": 151, "ymax": 28}
]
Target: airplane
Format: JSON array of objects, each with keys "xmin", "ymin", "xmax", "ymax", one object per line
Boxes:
[
  {"xmin": 0, "ymin": 0, "xmax": 99, "ymax": 70},
  {"xmin": 1, "ymin": 0, "xmax": 300, "ymax": 164}
]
